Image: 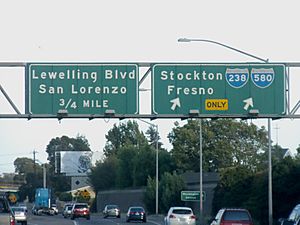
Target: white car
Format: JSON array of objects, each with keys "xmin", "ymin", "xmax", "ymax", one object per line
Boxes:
[
  {"xmin": 11, "ymin": 206, "xmax": 27, "ymax": 225},
  {"xmin": 164, "ymin": 207, "xmax": 196, "ymax": 225},
  {"xmin": 51, "ymin": 204, "xmax": 58, "ymax": 215}
]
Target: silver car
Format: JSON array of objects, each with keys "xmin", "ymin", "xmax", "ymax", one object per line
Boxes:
[
  {"xmin": 164, "ymin": 207, "xmax": 196, "ymax": 225},
  {"xmin": 11, "ymin": 206, "xmax": 27, "ymax": 225},
  {"xmin": 62, "ymin": 204, "xmax": 73, "ymax": 218},
  {"xmin": 103, "ymin": 204, "xmax": 121, "ymax": 218}
]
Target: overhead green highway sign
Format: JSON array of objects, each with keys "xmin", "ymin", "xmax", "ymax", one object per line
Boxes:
[
  {"xmin": 152, "ymin": 64, "xmax": 286, "ymax": 116},
  {"xmin": 26, "ymin": 63, "xmax": 138, "ymax": 115}
]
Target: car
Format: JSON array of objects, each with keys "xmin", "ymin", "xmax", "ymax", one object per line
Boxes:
[
  {"xmin": 71, "ymin": 203, "xmax": 90, "ymax": 220},
  {"xmin": 31, "ymin": 205, "xmax": 42, "ymax": 216},
  {"xmin": 126, "ymin": 206, "xmax": 146, "ymax": 223},
  {"xmin": 103, "ymin": 204, "xmax": 121, "ymax": 218},
  {"xmin": 17, "ymin": 204, "xmax": 27, "ymax": 213},
  {"xmin": 210, "ymin": 208, "xmax": 253, "ymax": 225},
  {"xmin": 51, "ymin": 204, "xmax": 58, "ymax": 215},
  {"xmin": 164, "ymin": 207, "xmax": 196, "ymax": 225},
  {"xmin": 11, "ymin": 206, "xmax": 27, "ymax": 225},
  {"xmin": 278, "ymin": 204, "xmax": 300, "ymax": 225},
  {"xmin": 62, "ymin": 204, "xmax": 73, "ymax": 218},
  {"xmin": 0, "ymin": 195, "xmax": 15, "ymax": 225}
]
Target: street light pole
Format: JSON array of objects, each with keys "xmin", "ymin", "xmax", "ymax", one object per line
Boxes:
[
  {"xmin": 199, "ymin": 119, "xmax": 203, "ymax": 224},
  {"xmin": 43, "ymin": 164, "xmax": 46, "ymax": 188},
  {"xmin": 179, "ymin": 38, "xmax": 272, "ymax": 225},
  {"xmin": 155, "ymin": 123, "xmax": 159, "ymax": 215},
  {"xmin": 137, "ymin": 119, "xmax": 159, "ymax": 215},
  {"xmin": 268, "ymin": 119, "xmax": 273, "ymax": 225}
]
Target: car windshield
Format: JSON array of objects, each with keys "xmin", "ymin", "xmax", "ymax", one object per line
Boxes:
[
  {"xmin": 223, "ymin": 211, "xmax": 250, "ymax": 221},
  {"xmin": 67, "ymin": 206, "xmax": 73, "ymax": 210},
  {"xmin": 130, "ymin": 207, "xmax": 144, "ymax": 212},
  {"xmin": 12, "ymin": 207, "xmax": 25, "ymax": 212},
  {"xmin": 107, "ymin": 205, "xmax": 118, "ymax": 209},
  {"xmin": 172, "ymin": 209, "xmax": 192, "ymax": 214}
]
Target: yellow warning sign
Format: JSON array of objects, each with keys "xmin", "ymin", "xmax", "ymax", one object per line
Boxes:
[
  {"xmin": 205, "ymin": 99, "xmax": 228, "ymax": 111},
  {"xmin": 8, "ymin": 194, "xmax": 17, "ymax": 203}
]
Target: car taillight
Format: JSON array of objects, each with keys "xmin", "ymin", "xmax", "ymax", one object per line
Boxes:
[
  {"xmin": 190, "ymin": 215, "xmax": 196, "ymax": 220},
  {"xmin": 169, "ymin": 214, "xmax": 176, "ymax": 218},
  {"xmin": 10, "ymin": 217, "xmax": 15, "ymax": 225},
  {"xmin": 130, "ymin": 212, "xmax": 135, "ymax": 214}
]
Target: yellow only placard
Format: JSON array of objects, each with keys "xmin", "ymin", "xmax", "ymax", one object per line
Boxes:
[{"xmin": 205, "ymin": 99, "xmax": 228, "ymax": 111}]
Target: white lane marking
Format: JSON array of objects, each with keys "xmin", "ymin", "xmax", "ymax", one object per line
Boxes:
[{"xmin": 73, "ymin": 220, "xmax": 78, "ymax": 225}]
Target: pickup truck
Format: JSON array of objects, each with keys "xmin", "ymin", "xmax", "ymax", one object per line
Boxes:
[{"xmin": 0, "ymin": 195, "xmax": 15, "ymax": 225}]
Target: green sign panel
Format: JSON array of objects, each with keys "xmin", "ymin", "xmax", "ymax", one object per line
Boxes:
[
  {"xmin": 181, "ymin": 191, "xmax": 206, "ymax": 202},
  {"xmin": 26, "ymin": 64, "xmax": 139, "ymax": 115},
  {"xmin": 152, "ymin": 64, "xmax": 286, "ymax": 116}
]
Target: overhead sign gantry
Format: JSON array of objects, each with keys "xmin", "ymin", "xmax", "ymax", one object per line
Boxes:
[{"xmin": 0, "ymin": 61, "xmax": 298, "ymax": 119}]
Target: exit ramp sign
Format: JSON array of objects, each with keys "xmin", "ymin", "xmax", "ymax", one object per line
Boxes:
[
  {"xmin": 26, "ymin": 63, "xmax": 139, "ymax": 115},
  {"xmin": 152, "ymin": 64, "xmax": 286, "ymax": 117}
]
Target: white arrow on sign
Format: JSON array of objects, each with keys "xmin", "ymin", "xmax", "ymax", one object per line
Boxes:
[
  {"xmin": 243, "ymin": 97, "xmax": 253, "ymax": 110},
  {"xmin": 170, "ymin": 97, "xmax": 181, "ymax": 111}
]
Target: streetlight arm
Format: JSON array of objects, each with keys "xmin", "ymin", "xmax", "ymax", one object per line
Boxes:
[{"xmin": 178, "ymin": 38, "xmax": 269, "ymax": 63}]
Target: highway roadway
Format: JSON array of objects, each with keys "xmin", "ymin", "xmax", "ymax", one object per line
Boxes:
[{"xmin": 27, "ymin": 213, "xmax": 165, "ymax": 225}]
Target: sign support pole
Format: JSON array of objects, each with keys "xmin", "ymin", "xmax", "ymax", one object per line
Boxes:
[
  {"xmin": 199, "ymin": 118, "xmax": 203, "ymax": 224},
  {"xmin": 268, "ymin": 119, "xmax": 273, "ymax": 225}
]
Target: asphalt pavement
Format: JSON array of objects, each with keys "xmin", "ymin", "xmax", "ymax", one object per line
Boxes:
[{"xmin": 27, "ymin": 213, "xmax": 165, "ymax": 225}]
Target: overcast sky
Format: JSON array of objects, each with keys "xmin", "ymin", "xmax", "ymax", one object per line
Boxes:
[{"xmin": 0, "ymin": 0, "xmax": 300, "ymax": 173}]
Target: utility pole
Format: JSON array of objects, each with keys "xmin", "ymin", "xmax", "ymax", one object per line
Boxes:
[{"xmin": 32, "ymin": 150, "xmax": 38, "ymax": 174}]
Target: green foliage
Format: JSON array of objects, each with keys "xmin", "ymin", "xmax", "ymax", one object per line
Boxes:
[
  {"xmin": 273, "ymin": 157, "xmax": 300, "ymax": 219},
  {"xmin": 46, "ymin": 135, "xmax": 91, "ymax": 168},
  {"xmin": 159, "ymin": 172, "xmax": 186, "ymax": 213},
  {"xmin": 144, "ymin": 172, "xmax": 185, "ymax": 214},
  {"xmin": 158, "ymin": 150, "xmax": 176, "ymax": 180},
  {"xmin": 50, "ymin": 175, "xmax": 71, "ymax": 193},
  {"xmin": 90, "ymin": 120, "xmax": 173, "ymax": 192},
  {"xmin": 143, "ymin": 176, "xmax": 156, "ymax": 214},
  {"xmin": 145, "ymin": 125, "xmax": 163, "ymax": 149},
  {"xmin": 17, "ymin": 172, "xmax": 43, "ymax": 202},
  {"xmin": 212, "ymin": 166, "xmax": 255, "ymax": 212},
  {"xmin": 169, "ymin": 119, "xmax": 268, "ymax": 172},
  {"xmin": 131, "ymin": 145, "xmax": 156, "ymax": 187},
  {"xmin": 212, "ymin": 157, "xmax": 300, "ymax": 225},
  {"xmin": 89, "ymin": 156, "xmax": 118, "ymax": 192},
  {"xmin": 14, "ymin": 157, "xmax": 42, "ymax": 174},
  {"xmin": 103, "ymin": 120, "xmax": 148, "ymax": 157},
  {"xmin": 13, "ymin": 158, "xmax": 44, "ymax": 202},
  {"xmin": 59, "ymin": 192, "xmax": 73, "ymax": 201}
]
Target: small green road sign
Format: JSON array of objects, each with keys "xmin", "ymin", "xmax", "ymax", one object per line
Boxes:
[
  {"xmin": 152, "ymin": 64, "xmax": 286, "ymax": 117},
  {"xmin": 26, "ymin": 63, "xmax": 139, "ymax": 115},
  {"xmin": 181, "ymin": 191, "xmax": 206, "ymax": 202}
]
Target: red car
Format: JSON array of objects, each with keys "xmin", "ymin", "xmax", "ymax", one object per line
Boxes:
[
  {"xmin": 70, "ymin": 203, "xmax": 90, "ymax": 220},
  {"xmin": 210, "ymin": 208, "xmax": 253, "ymax": 225}
]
